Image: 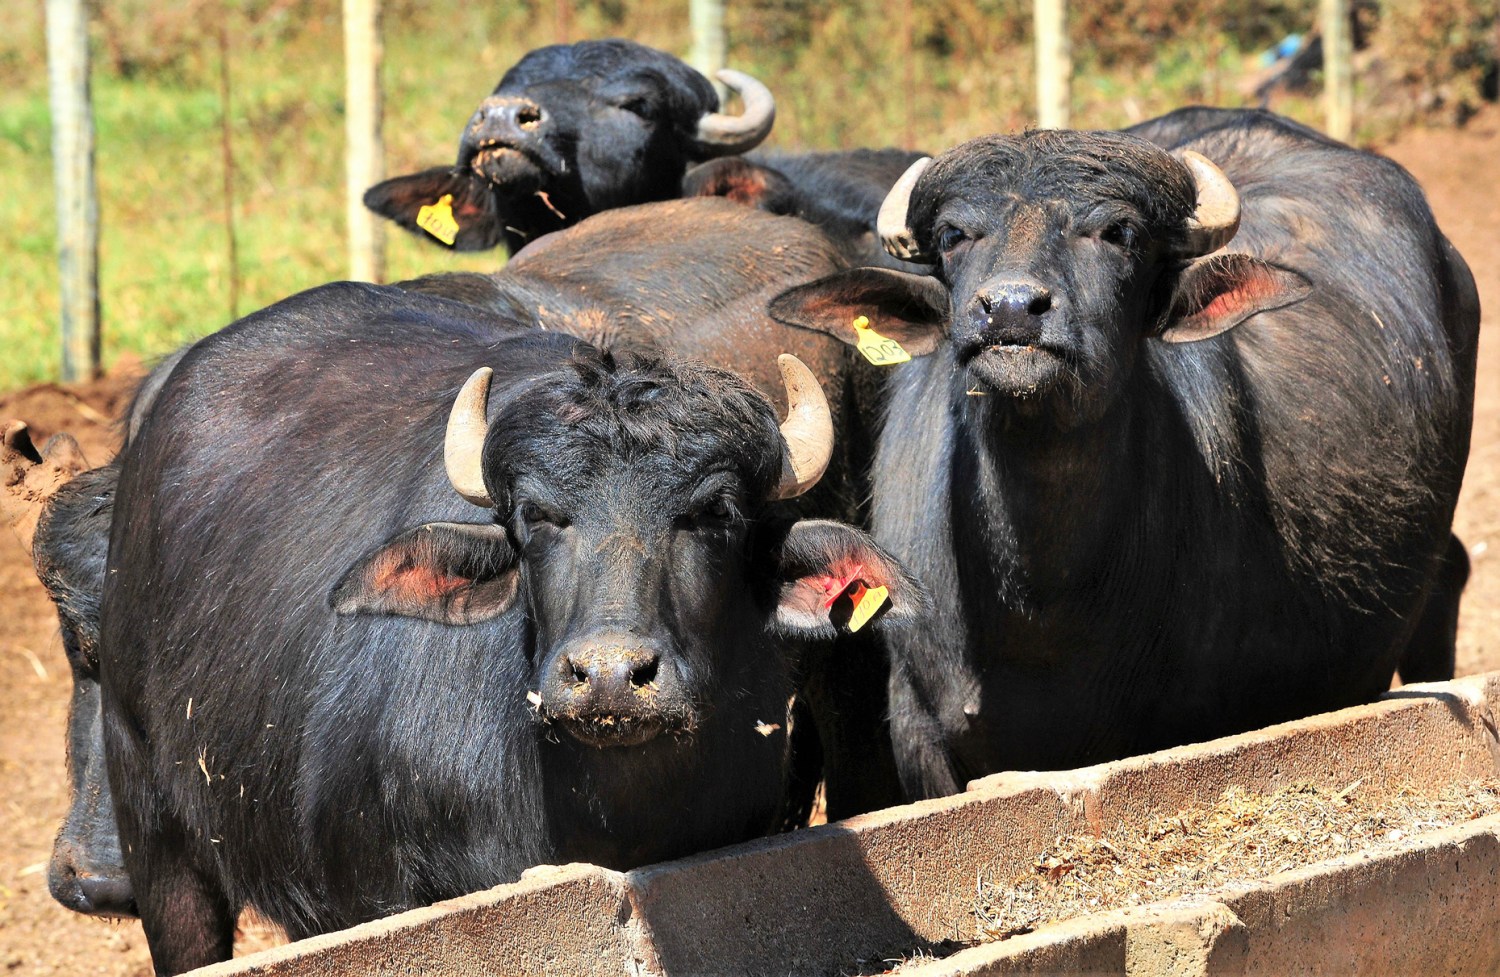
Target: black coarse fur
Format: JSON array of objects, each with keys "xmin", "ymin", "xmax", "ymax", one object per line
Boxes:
[
  {"xmin": 33, "ymin": 465, "xmax": 136, "ymax": 918},
  {"xmin": 775, "ymin": 109, "xmax": 1479, "ymax": 800},
  {"xmin": 686, "ymin": 148, "xmax": 932, "ymax": 269}
]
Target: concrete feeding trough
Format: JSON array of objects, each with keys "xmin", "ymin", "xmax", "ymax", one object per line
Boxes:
[{"xmin": 189, "ymin": 671, "xmax": 1500, "ymax": 977}]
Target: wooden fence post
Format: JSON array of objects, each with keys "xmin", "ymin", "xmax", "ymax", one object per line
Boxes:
[
  {"xmin": 45, "ymin": 0, "xmax": 100, "ymax": 381},
  {"xmin": 1321, "ymin": 0, "xmax": 1353, "ymax": 141},
  {"xmin": 691, "ymin": 0, "xmax": 727, "ymax": 103},
  {"xmin": 344, "ymin": 0, "xmax": 385, "ymax": 283},
  {"xmin": 1034, "ymin": 0, "xmax": 1071, "ymax": 129}
]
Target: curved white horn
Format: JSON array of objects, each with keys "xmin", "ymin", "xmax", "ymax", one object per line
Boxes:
[
  {"xmin": 877, "ymin": 156, "xmax": 934, "ymax": 262},
  {"xmin": 772, "ymin": 354, "xmax": 834, "ymax": 501},
  {"xmin": 445, "ymin": 368, "xmax": 494, "ymax": 508},
  {"xmin": 1177, "ymin": 150, "xmax": 1241, "ymax": 257},
  {"xmin": 692, "ymin": 69, "xmax": 776, "ymax": 157}
]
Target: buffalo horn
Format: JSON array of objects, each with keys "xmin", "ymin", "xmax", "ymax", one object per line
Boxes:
[
  {"xmin": 772, "ymin": 354, "xmax": 834, "ymax": 500},
  {"xmin": 1177, "ymin": 150, "xmax": 1240, "ymax": 256},
  {"xmin": 692, "ymin": 69, "xmax": 776, "ymax": 157},
  {"xmin": 877, "ymin": 156, "xmax": 934, "ymax": 262},
  {"xmin": 445, "ymin": 367, "xmax": 494, "ymax": 508}
]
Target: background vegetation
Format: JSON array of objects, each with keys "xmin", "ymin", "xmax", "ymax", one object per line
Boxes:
[{"xmin": 0, "ymin": 0, "xmax": 1493, "ymax": 388}]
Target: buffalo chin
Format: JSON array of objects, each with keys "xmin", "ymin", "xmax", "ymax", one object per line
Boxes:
[
  {"xmin": 471, "ymin": 146, "xmax": 547, "ymax": 190},
  {"xmin": 964, "ymin": 345, "xmax": 1070, "ymax": 400},
  {"xmin": 558, "ymin": 714, "xmax": 672, "ymax": 748}
]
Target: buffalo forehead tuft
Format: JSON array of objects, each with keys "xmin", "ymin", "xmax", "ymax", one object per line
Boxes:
[
  {"xmin": 499, "ymin": 39, "xmax": 720, "ymax": 127},
  {"xmin": 495, "ymin": 347, "xmax": 783, "ymax": 492},
  {"xmin": 913, "ymin": 130, "xmax": 1198, "ymax": 241}
]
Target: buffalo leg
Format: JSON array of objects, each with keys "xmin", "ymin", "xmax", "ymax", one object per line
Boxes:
[
  {"xmin": 1398, "ymin": 532, "xmax": 1469, "ymax": 684},
  {"xmin": 800, "ymin": 631, "xmax": 904, "ymax": 820},
  {"xmin": 132, "ymin": 826, "xmax": 235, "ymax": 976},
  {"xmin": 107, "ymin": 710, "xmax": 234, "ymax": 974},
  {"xmin": 887, "ymin": 661, "xmax": 962, "ymax": 801}
]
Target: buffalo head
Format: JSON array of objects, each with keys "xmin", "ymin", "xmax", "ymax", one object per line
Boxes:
[
  {"xmin": 772, "ymin": 130, "xmax": 1312, "ymax": 431},
  {"xmin": 364, "ymin": 40, "xmax": 774, "ymax": 255},
  {"xmin": 332, "ymin": 348, "xmax": 921, "ymax": 749}
]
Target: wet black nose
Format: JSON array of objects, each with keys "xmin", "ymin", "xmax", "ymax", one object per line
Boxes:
[
  {"xmin": 555, "ymin": 638, "xmax": 661, "ymax": 711},
  {"xmin": 49, "ymin": 854, "xmax": 137, "ymax": 919},
  {"xmin": 965, "ymin": 281, "xmax": 1053, "ymax": 349},
  {"xmin": 467, "ymin": 96, "xmax": 548, "ymax": 145}
]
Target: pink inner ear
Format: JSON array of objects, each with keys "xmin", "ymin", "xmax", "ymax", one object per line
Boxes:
[
  {"xmin": 807, "ymin": 562, "xmax": 867, "ymax": 609},
  {"xmin": 1196, "ymin": 272, "xmax": 1282, "ymax": 322},
  {"xmin": 373, "ymin": 554, "xmax": 469, "ymax": 602}
]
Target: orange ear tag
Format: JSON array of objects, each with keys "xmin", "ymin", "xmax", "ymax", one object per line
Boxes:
[
  {"xmin": 417, "ymin": 194, "xmax": 460, "ymax": 245},
  {"xmin": 852, "ymin": 315, "xmax": 911, "ymax": 367},
  {"xmin": 845, "ymin": 582, "xmax": 891, "ymax": 633}
]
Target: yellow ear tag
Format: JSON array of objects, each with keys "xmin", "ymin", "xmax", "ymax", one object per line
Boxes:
[
  {"xmin": 852, "ymin": 315, "xmax": 911, "ymax": 366},
  {"xmin": 416, "ymin": 194, "xmax": 460, "ymax": 246},
  {"xmin": 845, "ymin": 582, "xmax": 891, "ymax": 633}
]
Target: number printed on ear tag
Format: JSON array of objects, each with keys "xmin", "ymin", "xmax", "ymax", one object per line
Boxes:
[
  {"xmin": 852, "ymin": 315, "xmax": 911, "ymax": 366},
  {"xmin": 417, "ymin": 194, "xmax": 460, "ymax": 246},
  {"xmin": 845, "ymin": 582, "xmax": 891, "ymax": 632}
]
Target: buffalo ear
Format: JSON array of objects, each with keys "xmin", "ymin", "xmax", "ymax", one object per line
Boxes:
[
  {"xmin": 332, "ymin": 522, "xmax": 519, "ymax": 625},
  {"xmin": 769, "ymin": 268, "xmax": 950, "ymax": 357},
  {"xmin": 362, "ymin": 167, "xmax": 507, "ymax": 253},
  {"xmin": 682, "ymin": 158, "xmax": 798, "ymax": 215},
  {"xmin": 1158, "ymin": 253, "xmax": 1313, "ymax": 343},
  {"xmin": 770, "ymin": 520, "xmax": 930, "ymax": 638}
]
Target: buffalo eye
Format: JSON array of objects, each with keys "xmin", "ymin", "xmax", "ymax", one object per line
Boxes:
[
  {"xmin": 676, "ymin": 494, "xmax": 739, "ymax": 531},
  {"xmin": 935, "ymin": 225, "xmax": 968, "ymax": 254},
  {"xmin": 519, "ymin": 499, "xmax": 567, "ymax": 530},
  {"xmin": 1100, "ymin": 220, "xmax": 1139, "ymax": 252},
  {"xmin": 614, "ymin": 95, "xmax": 655, "ymax": 119}
]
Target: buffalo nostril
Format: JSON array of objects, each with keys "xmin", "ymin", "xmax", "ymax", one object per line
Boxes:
[
  {"xmin": 630, "ymin": 656, "xmax": 659, "ymax": 688},
  {"xmin": 979, "ymin": 293, "xmax": 994, "ymax": 314},
  {"xmin": 517, "ymin": 106, "xmax": 543, "ymax": 129},
  {"xmin": 1027, "ymin": 290, "xmax": 1052, "ymax": 315},
  {"xmin": 569, "ymin": 659, "xmax": 589, "ymax": 684}
]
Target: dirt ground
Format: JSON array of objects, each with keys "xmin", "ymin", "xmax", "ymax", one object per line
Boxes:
[{"xmin": 3, "ymin": 115, "xmax": 1499, "ymax": 975}]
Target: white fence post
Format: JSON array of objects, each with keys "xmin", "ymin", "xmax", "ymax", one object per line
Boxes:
[
  {"xmin": 45, "ymin": 0, "xmax": 100, "ymax": 381},
  {"xmin": 691, "ymin": 0, "xmax": 728, "ymax": 103},
  {"xmin": 1034, "ymin": 0, "xmax": 1071, "ymax": 129},
  {"xmin": 344, "ymin": 0, "xmax": 385, "ymax": 283},
  {"xmin": 1321, "ymin": 0, "xmax": 1353, "ymax": 141}
]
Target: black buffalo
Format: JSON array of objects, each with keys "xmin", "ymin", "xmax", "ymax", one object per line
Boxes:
[
  {"xmin": 3, "ymin": 350, "xmax": 193, "ymax": 919},
  {"xmin": 771, "ymin": 108, "xmax": 1479, "ymax": 799},
  {"xmin": 17, "ymin": 199, "xmax": 908, "ymax": 941},
  {"xmin": 99, "ymin": 282, "xmax": 922, "ymax": 974},
  {"xmin": 0, "ymin": 426, "xmax": 133, "ymax": 917},
  {"xmin": 363, "ymin": 38, "xmax": 924, "ymax": 267}
]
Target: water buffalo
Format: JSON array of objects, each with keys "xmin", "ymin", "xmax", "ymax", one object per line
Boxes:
[
  {"xmin": 363, "ymin": 38, "xmax": 924, "ymax": 267},
  {"xmin": 1, "ymin": 425, "xmax": 133, "ymax": 917},
  {"xmin": 14, "ymin": 198, "xmax": 906, "ymax": 929},
  {"xmin": 98, "ymin": 280, "xmax": 922, "ymax": 974},
  {"xmin": 770, "ymin": 108, "xmax": 1479, "ymax": 799}
]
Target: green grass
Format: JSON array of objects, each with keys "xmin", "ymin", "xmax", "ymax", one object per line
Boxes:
[{"xmin": 0, "ymin": 0, "xmax": 1413, "ymax": 389}]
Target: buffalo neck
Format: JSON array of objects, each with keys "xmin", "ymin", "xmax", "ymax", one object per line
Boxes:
[{"xmin": 951, "ymin": 361, "xmax": 1154, "ymax": 618}]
